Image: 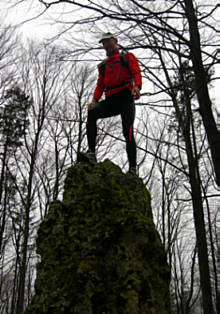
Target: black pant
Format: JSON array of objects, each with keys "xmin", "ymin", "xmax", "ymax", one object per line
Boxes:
[{"xmin": 86, "ymin": 88, "xmax": 136, "ymax": 168}]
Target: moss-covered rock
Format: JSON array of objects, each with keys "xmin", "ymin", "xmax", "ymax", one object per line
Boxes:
[{"xmin": 25, "ymin": 160, "xmax": 170, "ymax": 313}]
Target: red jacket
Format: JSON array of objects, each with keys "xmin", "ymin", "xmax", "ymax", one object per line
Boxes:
[{"xmin": 93, "ymin": 50, "xmax": 142, "ymax": 101}]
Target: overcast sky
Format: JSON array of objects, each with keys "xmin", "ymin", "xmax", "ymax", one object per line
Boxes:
[
  {"xmin": 0, "ymin": 1, "xmax": 219, "ymax": 113},
  {"xmin": 0, "ymin": 1, "xmax": 60, "ymax": 39}
]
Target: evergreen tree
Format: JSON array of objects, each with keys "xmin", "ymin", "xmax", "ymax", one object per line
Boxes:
[{"xmin": 0, "ymin": 86, "xmax": 32, "ymax": 279}]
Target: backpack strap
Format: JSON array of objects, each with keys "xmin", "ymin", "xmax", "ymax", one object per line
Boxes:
[
  {"xmin": 98, "ymin": 52, "xmax": 131, "ymax": 78},
  {"xmin": 119, "ymin": 52, "xmax": 132, "ymax": 76},
  {"xmin": 97, "ymin": 59, "xmax": 106, "ymax": 78}
]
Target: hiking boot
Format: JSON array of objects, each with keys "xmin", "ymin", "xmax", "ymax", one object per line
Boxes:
[
  {"xmin": 128, "ymin": 166, "xmax": 138, "ymax": 176},
  {"xmin": 84, "ymin": 150, "xmax": 97, "ymax": 164}
]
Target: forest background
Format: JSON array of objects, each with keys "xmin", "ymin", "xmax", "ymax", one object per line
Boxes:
[{"xmin": 0, "ymin": 1, "xmax": 219, "ymax": 313}]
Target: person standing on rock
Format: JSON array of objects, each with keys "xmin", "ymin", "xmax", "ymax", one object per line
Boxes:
[{"xmin": 85, "ymin": 32, "xmax": 142, "ymax": 175}]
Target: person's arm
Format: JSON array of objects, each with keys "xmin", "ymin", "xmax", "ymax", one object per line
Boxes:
[
  {"xmin": 126, "ymin": 52, "xmax": 142, "ymax": 87},
  {"xmin": 126, "ymin": 53, "xmax": 142, "ymax": 99},
  {"xmin": 131, "ymin": 85, "xmax": 141, "ymax": 100},
  {"xmin": 88, "ymin": 98, "xmax": 97, "ymax": 110},
  {"xmin": 88, "ymin": 70, "xmax": 104, "ymax": 109}
]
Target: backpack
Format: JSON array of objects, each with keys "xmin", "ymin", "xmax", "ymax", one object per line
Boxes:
[{"xmin": 98, "ymin": 52, "xmax": 132, "ymax": 79}]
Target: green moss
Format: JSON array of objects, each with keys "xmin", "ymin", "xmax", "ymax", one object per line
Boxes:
[{"xmin": 25, "ymin": 160, "xmax": 170, "ymax": 314}]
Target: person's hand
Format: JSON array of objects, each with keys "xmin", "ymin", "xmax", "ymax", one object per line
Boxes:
[
  {"xmin": 88, "ymin": 99, "xmax": 96, "ymax": 110},
  {"xmin": 131, "ymin": 86, "xmax": 141, "ymax": 100}
]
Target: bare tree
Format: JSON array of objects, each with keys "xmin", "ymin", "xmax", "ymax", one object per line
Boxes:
[{"xmin": 12, "ymin": 42, "xmax": 69, "ymax": 314}]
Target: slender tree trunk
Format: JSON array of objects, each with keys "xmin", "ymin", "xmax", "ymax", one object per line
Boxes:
[
  {"xmin": 160, "ymin": 46, "xmax": 214, "ymax": 312},
  {"xmin": 0, "ymin": 141, "xmax": 9, "ymax": 254},
  {"xmin": 217, "ymin": 224, "xmax": 220, "ymax": 314},
  {"xmin": 77, "ymin": 98, "xmax": 83, "ymax": 155},
  {"xmin": 11, "ymin": 237, "xmax": 20, "ymax": 314},
  {"xmin": 53, "ymin": 140, "xmax": 59, "ymax": 201},
  {"xmin": 183, "ymin": 0, "xmax": 220, "ymax": 187},
  {"xmin": 0, "ymin": 141, "xmax": 8, "ymax": 204},
  {"xmin": 186, "ymin": 148, "xmax": 213, "ymax": 314},
  {"xmin": 186, "ymin": 245, "xmax": 197, "ymax": 313},
  {"xmin": 16, "ymin": 169, "xmax": 33, "ymax": 314},
  {"xmin": 16, "ymin": 133, "xmax": 41, "ymax": 313},
  {"xmin": 203, "ymin": 194, "xmax": 220, "ymax": 313},
  {"xmin": 182, "ymin": 86, "xmax": 214, "ymax": 313}
]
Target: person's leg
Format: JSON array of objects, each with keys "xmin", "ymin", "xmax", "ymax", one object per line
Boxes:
[
  {"xmin": 86, "ymin": 97, "xmax": 120, "ymax": 153},
  {"xmin": 120, "ymin": 93, "xmax": 136, "ymax": 170}
]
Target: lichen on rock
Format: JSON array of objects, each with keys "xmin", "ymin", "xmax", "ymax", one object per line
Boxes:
[{"xmin": 25, "ymin": 159, "xmax": 170, "ymax": 314}]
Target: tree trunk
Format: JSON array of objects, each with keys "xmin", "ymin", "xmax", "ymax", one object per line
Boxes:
[
  {"xmin": 161, "ymin": 52, "xmax": 214, "ymax": 312},
  {"xmin": 183, "ymin": 0, "xmax": 220, "ymax": 187},
  {"xmin": 186, "ymin": 148, "xmax": 213, "ymax": 314},
  {"xmin": 181, "ymin": 83, "xmax": 214, "ymax": 313},
  {"xmin": 16, "ymin": 136, "xmax": 41, "ymax": 313},
  {"xmin": 16, "ymin": 185, "xmax": 32, "ymax": 314},
  {"xmin": 203, "ymin": 190, "xmax": 220, "ymax": 313},
  {"xmin": 0, "ymin": 141, "xmax": 9, "ymax": 253}
]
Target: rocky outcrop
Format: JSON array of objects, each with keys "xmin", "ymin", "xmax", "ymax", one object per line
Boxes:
[{"xmin": 25, "ymin": 160, "xmax": 170, "ymax": 313}]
